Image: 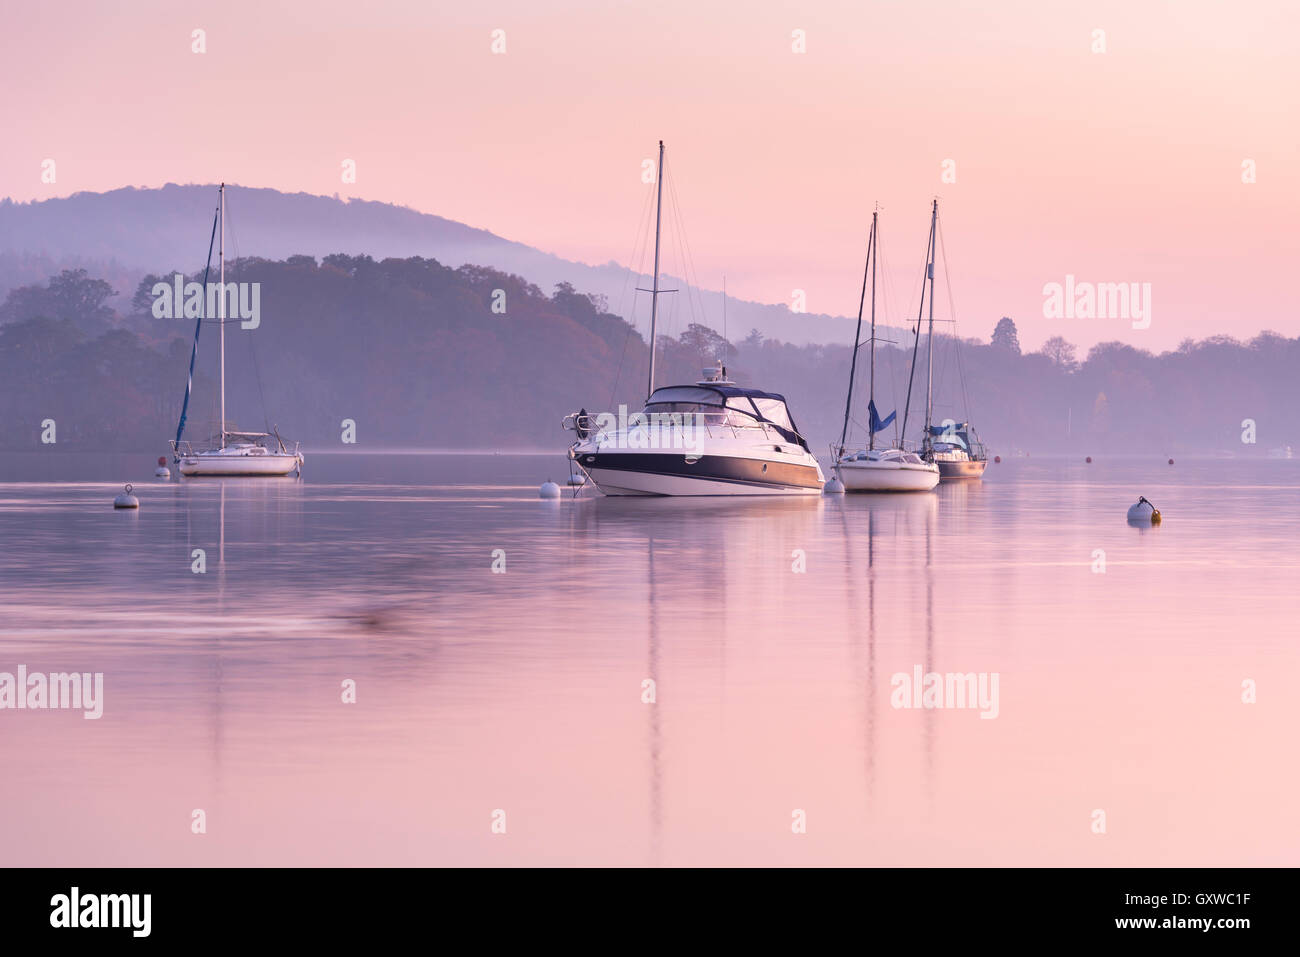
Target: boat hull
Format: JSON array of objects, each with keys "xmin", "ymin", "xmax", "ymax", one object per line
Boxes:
[
  {"xmin": 936, "ymin": 458, "xmax": 987, "ymax": 480},
  {"xmin": 576, "ymin": 451, "xmax": 823, "ymax": 496},
  {"xmin": 838, "ymin": 460, "xmax": 940, "ymax": 492},
  {"xmin": 178, "ymin": 453, "xmax": 302, "ymax": 476}
]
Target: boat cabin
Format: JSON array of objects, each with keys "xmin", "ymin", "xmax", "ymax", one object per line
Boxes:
[{"xmin": 643, "ymin": 384, "xmax": 810, "ymax": 450}]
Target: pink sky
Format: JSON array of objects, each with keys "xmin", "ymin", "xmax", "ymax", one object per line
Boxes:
[{"xmin": 3, "ymin": 0, "xmax": 1297, "ymax": 351}]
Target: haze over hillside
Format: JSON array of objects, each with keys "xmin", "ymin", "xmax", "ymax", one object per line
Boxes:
[
  {"xmin": 1, "ymin": 257, "xmax": 1296, "ymax": 458},
  {"xmin": 0, "ymin": 185, "xmax": 886, "ymax": 349}
]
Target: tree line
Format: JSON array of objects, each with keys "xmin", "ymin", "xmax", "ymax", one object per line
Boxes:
[{"xmin": 0, "ymin": 261, "xmax": 1295, "ymax": 456}]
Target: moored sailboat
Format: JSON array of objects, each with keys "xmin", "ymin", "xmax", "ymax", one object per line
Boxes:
[
  {"xmin": 903, "ymin": 199, "xmax": 988, "ymax": 481},
  {"xmin": 833, "ymin": 208, "xmax": 939, "ymax": 492},
  {"xmin": 169, "ymin": 185, "xmax": 303, "ymax": 477}
]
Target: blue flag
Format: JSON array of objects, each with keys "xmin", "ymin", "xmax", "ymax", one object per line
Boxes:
[{"xmin": 869, "ymin": 400, "xmax": 896, "ymax": 434}]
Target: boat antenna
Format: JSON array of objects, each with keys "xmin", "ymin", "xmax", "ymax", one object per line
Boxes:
[{"xmin": 837, "ymin": 210, "xmax": 875, "ymax": 455}]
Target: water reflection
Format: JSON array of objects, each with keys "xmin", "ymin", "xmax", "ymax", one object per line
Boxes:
[{"xmin": 0, "ymin": 454, "xmax": 1296, "ymax": 866}]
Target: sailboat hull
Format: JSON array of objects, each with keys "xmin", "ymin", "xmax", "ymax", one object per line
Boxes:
[
  {"xmin": 837, "ymin": 459, "xmax": 940, "ymax": 491},
  {"xmin": 936, "ymin": 458, "xmax": 987, "ymax": 480},
  {"xmin": 178, "ymin": 451, "xmax": 302, "ymax": 476}
]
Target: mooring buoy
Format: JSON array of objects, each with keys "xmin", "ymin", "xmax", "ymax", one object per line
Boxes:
[
  {"xmin": 1126, "ymin": 496, "xmax": 1161, "ymax": 524},
  {"xmin": 539, "ymin": 480, "xmax": 561, "ymax": 499},
  {"xmin": 114, "ymin": 484, "xmax": 139, "ymax": 509}
]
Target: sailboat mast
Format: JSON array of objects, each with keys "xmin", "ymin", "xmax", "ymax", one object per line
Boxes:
[
  {"xmin": 923, "ymin": 199, "xmax": 938, "ymax": 454},
  {"xmin": 219, "ymin": 182, "xmax": 226, "ymax": 450},
  {"xmin": 900, "ymin": 207, "xmax": 932, "ymax": 446},
  {"xmin": 868, "ymin": 208, "xmax": 879, "ymax": 451},
  {"xmin": 647, "ymin": 140, "xmax": 665, "ymax": 400},
  {"xmin": 837, "ymin": 212, "xmax": 874, "ymax": 454}
]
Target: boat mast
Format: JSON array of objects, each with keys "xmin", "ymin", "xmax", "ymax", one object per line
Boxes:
[
  {"xmin": 867, "ymin": 208, "xmax": 879, "ymax": 451},
  {"xmin": 218, "ymin": 182, "xmax": 226, "ymax": 450},
  {"xmin": 923, "ymin": 199, "xmax": 938, "ymax": 455},
  {"xmin": 647, "ymin": 140, "xmax": 665, "ymax": 400},
  {"xmin": 838, "ymin": 212, "xmax": 875, "ymax": 454},
  {"xmin": 900, "ymin": 204, "xmax": 933, "ymax": 447}
]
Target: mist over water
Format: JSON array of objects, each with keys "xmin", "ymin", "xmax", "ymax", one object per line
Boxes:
[{"xmin": 0, "ymin": 453, "xmax": 1295, "ymax": 866}]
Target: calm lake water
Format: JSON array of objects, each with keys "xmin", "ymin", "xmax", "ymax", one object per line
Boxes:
[{"xmin": 0, "ymin": 451, "xmax": 1296, "ymax": 866}]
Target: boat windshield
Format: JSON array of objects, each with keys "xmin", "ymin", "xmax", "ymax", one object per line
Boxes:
[
  {"xmin": 643, "ymin": 385, "xmax": 807, "ymax": 446},
  {"xmin": 644, "ymin": 401, "xmax": 753, "ymax": 428}
]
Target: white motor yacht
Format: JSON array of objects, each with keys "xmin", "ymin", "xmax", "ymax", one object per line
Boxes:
[
  {"xmin": 567, "ymin": 365, "xmax": 825, "ymax": 496},
  {"xmin": 564, "ymin": 141, "xmax": 822, "ymax": 496}
]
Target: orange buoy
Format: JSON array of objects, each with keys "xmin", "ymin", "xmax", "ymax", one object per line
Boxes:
[
  {"xmin": 1168, "ymin": 458, "xmax": 1174, "ymax": 465},
  {"xmin": 993, "ymin": 455, "xmax": 1001, "ymax": 463},
  {"xmin": 1085, "ymin": 456, "xmax": 1092, "ymax": 463}
]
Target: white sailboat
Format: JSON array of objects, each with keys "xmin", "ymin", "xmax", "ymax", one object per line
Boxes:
[
  {"xmin": 906, "ymin": 199, "xmax": 988, "ymax": 480},
  {"xmin": 833, "ymin": 208, "xmax": 939, "ymax": 492},
  {"xmin": 169, "ymin": 184, "xmax": 303, "ymax": 477}
]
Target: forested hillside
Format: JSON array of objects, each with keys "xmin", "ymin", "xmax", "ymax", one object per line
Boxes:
[{"xmin": 1, "ymin": 260, "xmax": 1296, "ymax": 456}]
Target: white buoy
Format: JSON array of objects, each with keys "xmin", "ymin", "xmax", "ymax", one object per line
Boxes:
[
  {"xmin": 113, "ymin": 483, "xmax": 139, "ymax": 509},
  {"xmin": 824, "ymin": 476, "xmax": 845, "ymax": 494},
  {"xmin": 566, "ymin": 472, "xmax": 586, "ymax": 486},
  {"xmin": 1126, "ymin": 496, "xmax": 1161, "ymax": 524},
  {"xmin": 539, "ymin": 480, "xmax": 561, "ymax": 499},
  {"xmin": 154, "ymin": 455, "xmax": 170, "ymax": 478}
]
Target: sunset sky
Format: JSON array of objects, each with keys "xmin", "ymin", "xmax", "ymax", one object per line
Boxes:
[{"xmin": 3, "ymin": 0, "xmax": 1296, "ymax": 351}]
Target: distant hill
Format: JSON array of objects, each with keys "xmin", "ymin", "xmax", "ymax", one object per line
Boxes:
[{"xmin": 0, "ymin": 185, "xmax": 881, "ymax": 348}]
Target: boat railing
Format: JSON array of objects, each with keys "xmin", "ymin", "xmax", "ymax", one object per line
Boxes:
[
  {"xmin": 563, "ymin": 409, "xmax": 809, "ymax": 452},
  {"xmin": 170, "ymin": 436, "xmax": 301, "ymax": 459}
]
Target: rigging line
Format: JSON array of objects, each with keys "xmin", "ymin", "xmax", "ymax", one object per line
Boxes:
[
  {"xmin": 876, "ymin": 218, "xmax": 903, "ymax": 450},
  {"xmin": 664, "ymin": 156, "xmax": 708, "ymax": 342},
  {"xmin": 664, "ymin": 164, "xmax": 692, "ymax": 338},
  {"xmin": 613, "ymin": 169, "xmax": 657, "ymax": 323},
  {"xmin": 899, "ymin": 212, "xmax": 935, "ymax": 448},
  {"xmin": 662, "ymin": 156, "xmax": 689, "ymax": 330},
  {"xmin": 838, "ymin": 214, "xmax": 873, "ymax": 453},
  {"xmin": 227, "ymin": 202, "xmax": 271, "ymax": 432},
  {"xmin": 660, "ymin": 165, "xmax": 688, "ymax": 345},
  {"xmin": 674, "ymin": 183, "xmax": 703, "ymax": 337},
  {"xmin": 936, "ymin": 214, "xmax": 974, "ymax": 422},
  {"xmin": 174, "ymin": 198, "xmax": 220, "ymax": 448},
  {"xmin": 607, "ymin": 174, "xmax": 658, "ymax": 408}
]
